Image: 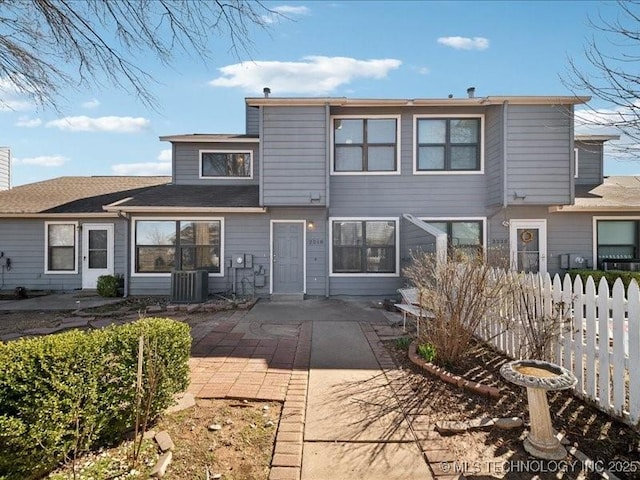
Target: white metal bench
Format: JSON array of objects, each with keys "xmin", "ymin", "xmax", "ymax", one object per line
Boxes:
[{"xmin": 394, "ymin": 287, "xmax": 434, "ymax": 336}]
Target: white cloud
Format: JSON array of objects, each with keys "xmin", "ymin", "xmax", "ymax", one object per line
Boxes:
[
  {"xmin": 81, "ymin": 98, "xmax": 100, "ymax": 109},
  {"xmin": 12, "ymin": 155, "xmax": 68, "ymax": 167},
  {"xmin": 46, "ymin": 116, "xmax": 150, "ymax": 133},
  {"xmin": 15, "ymin": 116, "xmax": 42, "ymax": 128},
  {"xmin": 210, "ymin": 56, "xmax": 402, "ymax": 94},
  {"xmin": 262, "ymin": 5, "xmax": 309, "ymax": 24},
  {"xmin": 157, "ymin": 149, "xmax": 172, "ymax": 162},
  {"xmin": 111, "ymin": 149, "xmax": 172, "ymax": 175},
  {"xmin": 437, "ymin": 36, "xmax": 489, "ymax": 51},
  {"xmin": 0, "ymin": 77, "xmax": 32, "ymax": 111}
]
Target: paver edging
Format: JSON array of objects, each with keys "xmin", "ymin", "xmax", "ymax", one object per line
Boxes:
[{"xmin": 408, "ymin": 341, "xmax": 501, "ymax": 399}]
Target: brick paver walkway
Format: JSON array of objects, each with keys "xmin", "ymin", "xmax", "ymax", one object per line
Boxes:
[{"xmin": 188, "ymin": 315, "xmax": 312, "ymax": 402}]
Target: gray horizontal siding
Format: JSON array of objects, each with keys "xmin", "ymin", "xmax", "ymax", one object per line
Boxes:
[
  {"xmin": 485, "ymin": 105, "xmax": 504, "ymax": 207},
  {"xmin": 575, "ymin": 141, "xmax": 603, "ymax": 185},
  {"xmin": 262, "ymin": 106, "xmax": 326, "ymax": 206},
  {"xmin": 128, "ymin": 208, "xmax": 327, "ymax": 297},
  {"xmin": 246, "ymin": 105, "xmax": 260, "ymax": 136},
  {"xmin": 173, "ymin": 142, "xmax": 259, "ymax": 185},
  {"xmin": 506, "ymin": 105, "xmax": 572, "ymax": 205},
  {"xmin": 0, "ymin": 218, "xmax": 126, "ymax": 292}
]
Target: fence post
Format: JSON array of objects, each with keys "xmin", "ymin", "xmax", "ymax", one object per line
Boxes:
[
  {"xmin": 584, "ymin": 276, "xmax": 597, "ymax": 400},
  {"xmin": 611, "ymin": 279, "xmax": 627, "ymax": 417},
  {"xmin": 597, "ymin": 277, "xmax": 611, "ymax": 413},
  {"xmin": 628, "ymin": 280, "xmax": 640, "ymax": 425}
]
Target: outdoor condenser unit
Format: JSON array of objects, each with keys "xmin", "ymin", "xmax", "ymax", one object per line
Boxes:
[{"xmin": 170, "ymin": 270, "xmax": 208, "ymax": 303}]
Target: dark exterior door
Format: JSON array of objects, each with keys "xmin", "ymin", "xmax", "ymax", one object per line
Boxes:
[{"xmin": 273, "ymin": 222, "xmax": 304, "ymax": 293}]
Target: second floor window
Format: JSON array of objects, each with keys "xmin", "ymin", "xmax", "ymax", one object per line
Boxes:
[
  {"xmin": 201, "ymin": 151, "xmax": 252, "ymax": 178},
  {"xmin": 416, "ymin": 117, "xmax": 481, "ymax": 172},
  {"xmin": 333, "ymin": 118, "xmax": 398, "ymax": 173}
]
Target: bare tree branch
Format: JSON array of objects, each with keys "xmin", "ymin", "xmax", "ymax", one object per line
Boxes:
[
  {"xmin": 0, "ymin": 0, "xmax": 274, "ymax": 110},
  {"xmin": 565, "ymin": 1, "xmax": 640, "ymax": 153}
]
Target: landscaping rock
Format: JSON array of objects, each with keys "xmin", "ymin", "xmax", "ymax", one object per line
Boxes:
[
  {"xmin": 143, "ymin": 429, "xmax": 157, "ymax": 440},
  {"xmin": 265, "ymin": 420, "xmax": 274, "ymax": 428},
  {"xmin": 186, "ymin": 304, "xmax": 200, "ymax": 314},
  {"xmin": 493, "ymin": 417, "xmax": 524, "ymax": 429},
  {"xmin": 435, "ymin": 421, "xmax": 468, "ymax": 434},
  {"xmin": 150, "ymin": 450, "xmax": 172, "ymax": 478},
  {"xmin": 165, "ymin": 392, "xmax": 196, "ymax": 414},
  {"xmin": 0, "ymin": 333, "xmax": 22, "ymax": 342},
  {"xmin": 467, "ymin": 417, "xmax": 495, "ymax": 430},
  {"xmin": 146, "ymin": 305, "xmax": 164, "ymax": 314},
  {"xmin": 155, "ymin": 430, "xmax": 175, "ymax": 452},
  {"xmin": 208, "ymin": 424, "xmax": 222, "ymax": 432}
]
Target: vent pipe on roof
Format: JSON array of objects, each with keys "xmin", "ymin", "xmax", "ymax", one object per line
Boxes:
[
  {"xmin": 263, "ymin": 87, "xmax": 271, "ymax": 98},
  {"xmin": 467, "ymin": 87, "xmax": 476, "ymax": 98}
]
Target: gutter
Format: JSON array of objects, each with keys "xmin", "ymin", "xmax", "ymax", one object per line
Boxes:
[
  {"xmin": 102, "ymin": 206, "xmax": 267, "ymax": 214},
  {"xmin": 549, "ymin": 205, "xmax": 640, "ymax": 213},
  {"xmin": 0, "ymin": 212, "xmax": 120, "ymax": 218}
]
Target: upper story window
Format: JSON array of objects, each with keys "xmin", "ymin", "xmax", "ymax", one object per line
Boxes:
[
  {"xmin": 332, "ymin": 116, "xmax": 400, "ymax": 174},
  {"xmin": 45, "ymin": 222, "xmax": 78, "ymax": 273},
  {"xmin": 414, "ymin": 116, "xmax": 483, "ymax": 174},
  {"xmin": 134, "ymin": 219, "xmax": 222, "ymax": 274},
  {"xmin": 200, "ymin": 150, "xmax": 252, "ymax": 179}
]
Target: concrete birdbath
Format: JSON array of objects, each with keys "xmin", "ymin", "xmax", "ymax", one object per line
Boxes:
[{"xmin": 500, "ymin": 359, "xmax": 577, "ymax": 460}]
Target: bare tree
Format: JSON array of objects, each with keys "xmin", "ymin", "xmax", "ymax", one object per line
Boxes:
[
  {"xmin": 567, "ymin": 1, "xmax": 640, "ymax": 151},
  {"xmin": 0, "ymin": 0, "xmax": 273, "ymax": 110}
]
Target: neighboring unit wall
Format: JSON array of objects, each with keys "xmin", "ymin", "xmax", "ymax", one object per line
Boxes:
[
  {"xmin": 261, "ymin": 106, "xmax": 327, "ymax": 206},
  {"xmin": 487, "ymin": 207, "xmax": 595, "ymax": 274},
  {"xmin": 172, "ymin": 142, "xmax": 259, "ymax": 185},
  {"xmin": 246, "ymin": 105, "xmax": 260, "ymax": 136},
  {"xmin": 575, "ymin": 140, "xmax": 603, "ymax": 185},
  {"xmin": 128, "ymin": 209, "xmax": 327, "ymax": 297},
  {"xmin": 506, "ymin": 105, "xmax": 573, "ymax": 205},
  {"xmin": 0, "ymin": 147, "xmax": 9, "ymax": 191},
  {"xmin": 0, "ymin": 218, "xmax": 127, "ymax": 291},
  {"xmin": 485, "ymin": 104, "xmax": 504, "ymax": 207}
]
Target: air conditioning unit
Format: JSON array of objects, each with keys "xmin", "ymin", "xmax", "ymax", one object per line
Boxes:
[
  {"xmin": 170, "ymin": 270, "xmax": 209, "ymax": 303},
  {"xmin": 560, "ymin": 253, "xmax": 587, "ymax": 270}
]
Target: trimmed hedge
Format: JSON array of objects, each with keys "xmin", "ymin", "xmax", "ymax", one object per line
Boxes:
[
  {"xmin": 0, "ymin": 318, "xmax": 190, "ymax": 479},
  {"xmin": 567, "ymin": 269, "xmax": 640, "ymax": 290},
  {"xmin": 96, "ymin": 274, "xmax": 120, "ymax": 297}
]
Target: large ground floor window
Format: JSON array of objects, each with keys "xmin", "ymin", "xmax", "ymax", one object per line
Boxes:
[
  {"xmin": 596, "ymin": 219, "xmax": 640, "ymax": 268},
  {"xmin": 425, "ymin": 219, "xmax": 484, "ymax": 258},
  {"xmin": 332, "ymin": 219, "xmax": 397, "ymax": 274},
  {"xmin": 134, "ymin": 219, "xmax": 222, "ymax": 274}
]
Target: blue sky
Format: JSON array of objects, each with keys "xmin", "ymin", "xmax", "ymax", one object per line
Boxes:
[{"xmin": 1, "ymin": 0, "xmax": 634, "ymax": 187}]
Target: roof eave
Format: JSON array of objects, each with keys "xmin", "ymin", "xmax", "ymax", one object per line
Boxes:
[
  {"xmin": 102, "ymin": 205, "xmax": 267, "ymax": 214},
  {"xmin": 246, "ymin": 95, "xmax": 591, "ymax": 107},
  {"xmin": 0, "ymin": 212, "xmax": 121, "ymax": 218},
  {"xmin": 549, "ymin": 205, "xmax": 640, "ymax": 213},
  {"xmin": 159, "ymin": 135, "xmax": 260, "ymax": 143}
]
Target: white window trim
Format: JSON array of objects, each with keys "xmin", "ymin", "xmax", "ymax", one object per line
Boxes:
[
  {"xmin": 330, "ymin": 115, "xmax": 402, "ymax": 176},
  {"xmin": 269, "ymin": 220, "xmax": 307, "ymax": 294},
  {"xmin": 412, "ymin": 114, "xmax": 485, "ymax": 175},
  {"xmin": 131, "ymin": 216, "xmax": 225, "ymax": 278},
  {"xmin": 44, "ymin": 221, "xmax": 79, "ymax": 274},
  {"xmin": 199, "ymin": 150, "xmax": 254, "ymax": 180},
  {"xmin": 574, "ymin": 147, "xmax": 579, "ymax": 179},
  {"xmin": 592, "ymin": 216, "xmax": 640, "ymax": 271},
  {"xmin": 329, "ymin": 217, "xmax": 400, "ymax": 277},
  {"xmin": 419, "ymin": 217, "xmax": 487, "ymax": 254}
]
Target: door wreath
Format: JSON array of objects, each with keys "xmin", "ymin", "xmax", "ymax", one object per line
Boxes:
[{"xmin": 520, "ymin": 230, "xmax": 534, "ymax": 244}]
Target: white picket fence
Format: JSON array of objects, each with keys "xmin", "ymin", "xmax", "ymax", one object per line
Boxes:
[{"xmin": 476, "ymin": 271, "xmax": 640, "ymax": 428}]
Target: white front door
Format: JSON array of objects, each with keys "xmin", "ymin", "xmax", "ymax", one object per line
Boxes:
[
  {"xmin": 509, "ymin": 219, "xmax": 547, "ymax": 274},
  {"xmin": 82, "ymin": 224, "xmax": 114, "ymax": 289}
]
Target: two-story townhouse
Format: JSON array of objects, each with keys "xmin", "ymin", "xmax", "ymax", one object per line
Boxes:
[{"xmin": 0, "ymin": 93, "xmax": 633, "ymax": 299}]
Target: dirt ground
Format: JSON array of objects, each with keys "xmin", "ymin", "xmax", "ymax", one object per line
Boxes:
[
  {"xmin": 49, "ymin": 399, "xmax": 281, "ymax": 480},
  {"xmin": 385, "ymin": 338, "xmax": 640, "ymax": 480}
]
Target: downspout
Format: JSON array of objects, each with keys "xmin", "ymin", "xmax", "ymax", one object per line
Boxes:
[
  {"xmin": 324, "ymin": 103, "xmax": 330, "ymax": 298},
  {"xmin": 259, "ymin": 105, "xmax": 264, "ymax": 207},
  {"xmin": 118, "ymin": 211, "xmax": 130, "ymax": 298},
  {"xmin": 569, "ymin": 105, "xmax": 575, "ymax": 205},
  {"xmin": 502, "ymin": 100, "xmax": 509, "ymax": 208}
]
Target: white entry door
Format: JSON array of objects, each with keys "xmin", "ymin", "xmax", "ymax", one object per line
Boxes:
[
  {"xmin": 82, "ymin": 224, "xmax": 114, "ymax": 289},
  {"xmin": 509, "ymin": 219, "xmax": 547, "ymax": 274}
]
